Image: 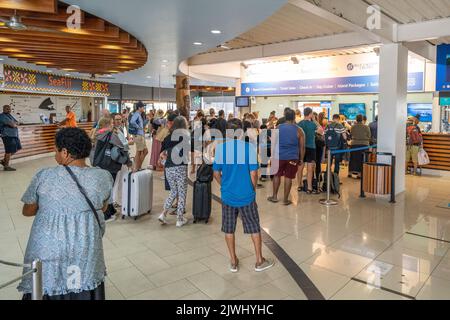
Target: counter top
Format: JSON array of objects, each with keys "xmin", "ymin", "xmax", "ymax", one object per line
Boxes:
[{"xmin": 0, "ymin": 122, "xmax": 95, "ymax": 160}]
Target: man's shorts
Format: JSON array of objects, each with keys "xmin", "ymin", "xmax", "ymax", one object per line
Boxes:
[
  {"xmin": 222, "ymin": 201, "xmax": 261, "ymax": 235},
  {"xmin": 275, "ymin": 160, "xmax": 299, "ymax": 179},
  {"xmin": 303, "ymin": 147, "xmax": 317, "ymax": 164},
  {"xmin": 1, "ymin": 136, "xmax": 22, "ymax": 154},
  {"xmin": 133, "ymin": 135, "xmax": 147, "ymax": 152},
  {"xmin": 406, "ymin": 145, "xmax": 420, "ymax": 164}
]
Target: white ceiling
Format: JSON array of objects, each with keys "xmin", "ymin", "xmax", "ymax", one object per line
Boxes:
[{"xmin": 48, "ymin": 0, "xmax": 287, "ymax": 88}]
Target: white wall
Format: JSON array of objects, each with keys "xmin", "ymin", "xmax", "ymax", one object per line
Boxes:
[{"xmin": 253, "ymin": 92, "xmax": 434, "ymax": 122}]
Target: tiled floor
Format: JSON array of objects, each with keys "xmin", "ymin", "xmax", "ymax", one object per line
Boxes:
[{"xmin": 1, "ymin": 148, "xmax": 450, "ymax": 300}]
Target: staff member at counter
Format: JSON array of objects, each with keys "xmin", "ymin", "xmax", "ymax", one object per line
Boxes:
[
  {"xmin": 0, "ymin": 105, "xmax": 22, "ymax": 171},
  {"xmin": 58, "ymin": 105, "xmax": 77, "ymax": 128}
]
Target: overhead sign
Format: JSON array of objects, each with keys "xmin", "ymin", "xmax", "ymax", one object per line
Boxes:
[
  {"xmin": 436, "ymin": 44, "xmax": 450, "ymax": 91},
  {"xmin": 242, "ymin": 73, "xmax": 424, "ymax": 96},
  {"xmin": 241, "ymin": 52, "xmax": 425, "ymax": 96},
  {"xmin": 2, "ymin": 65, "xmax": 110, "ymax": 97}
]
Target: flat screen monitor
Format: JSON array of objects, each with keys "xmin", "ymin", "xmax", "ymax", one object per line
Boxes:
[
  {"xmin": 236, "ymin": 96, "xmax": 250, "ymax": 108},
  {"xmin": 407, "ymin": 103, "xmax": 432, "ymax": 122},
  {"xmin": 339, "ymin": 103, "xmax": 366, "ymax": 121}
]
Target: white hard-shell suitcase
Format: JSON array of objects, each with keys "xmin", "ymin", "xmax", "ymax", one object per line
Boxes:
[{"xmin": 122, "ymin": 169, "xmax": 153, "ymax": 220}]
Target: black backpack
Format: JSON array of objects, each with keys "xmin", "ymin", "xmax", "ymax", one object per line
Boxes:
[
  {"xmin": 93, "ymin": 132, "xmax": 122, "ymax": 175},
  {"xmin": 319, "ymin": 172, "xmax": 341, "ymax": 198},
  {"xmin": 325, "ymin": 124, "xmax": 342, "ymax": 150}
]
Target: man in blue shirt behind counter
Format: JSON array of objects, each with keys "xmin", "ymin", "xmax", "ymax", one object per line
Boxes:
[{"xmin": 213, "ymin": 118, "xmax": 274, "ymax": 274}]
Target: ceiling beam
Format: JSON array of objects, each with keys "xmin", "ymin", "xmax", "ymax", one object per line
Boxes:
[
  {"xmin": 288, "ymin": 0, "xmax": 436, "ymax": 62},
  {"xmin": 288, "ymin": 0, "xmax": 391, "ymax": 44},
  {"xmin": 396, "ymin": 17, "xmax": 450, "ymax": 42},
  {"xmin": 188, "ymin": 32, "xmax": 376, "ymax": 66}
]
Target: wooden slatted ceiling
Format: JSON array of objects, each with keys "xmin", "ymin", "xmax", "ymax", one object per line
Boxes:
[
  {"xmin": 0, "ymin": 1, "xmax": 148, "ymax": 75},
  {"xmin": 366, "ymin": 0, "xmax": 450, "ymax": 24},
  {"xmin": 203, "ymin": 3, "xmax": 349, "ymax": 54},
  {"xmin": 0, "ymin": 0, "xmax": 57, "ymax": 14}
]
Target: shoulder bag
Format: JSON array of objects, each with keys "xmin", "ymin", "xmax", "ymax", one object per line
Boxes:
[{"xmin": 65, "ymin": 166, "xmax": 103, "ymax": 234}]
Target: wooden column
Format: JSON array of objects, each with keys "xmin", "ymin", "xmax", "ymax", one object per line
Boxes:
[{"xmin": 176, "ymin": 75, "xmax": 190, "ymax": 118}]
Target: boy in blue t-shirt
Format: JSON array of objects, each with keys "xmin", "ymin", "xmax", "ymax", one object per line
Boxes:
[{"xmin": 213, "ymin": 118, "xmax": 274, "ymax": 274}]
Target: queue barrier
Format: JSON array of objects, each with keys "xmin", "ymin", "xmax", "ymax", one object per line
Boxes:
[
  {"xmin": 0, "ymin": 259, "xmax": 43, "ymax": 300},
  {"xmin": 360, "ymin": 152, "xmax": 396, "ymax": 203},
  {"xmin": 320, "ymin": 145, "xmax": 377, "ymax": 206}
]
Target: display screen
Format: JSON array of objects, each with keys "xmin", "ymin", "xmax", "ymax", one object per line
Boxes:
[
  {"xmin": 339, "ymin": 103, "xmax": 366, "ymax": 120},
  {"xmin": 407, "ymin": 103, "xmax": 432, "ymax": 122},
  {"xmin": 236, "ymin": 96, "xmax": 250, "ymax": 108}
]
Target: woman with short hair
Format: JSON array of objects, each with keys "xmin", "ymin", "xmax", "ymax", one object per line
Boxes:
[{"xmin": 19, "ymin": 127, "xmax": 113, "ymax": 300}]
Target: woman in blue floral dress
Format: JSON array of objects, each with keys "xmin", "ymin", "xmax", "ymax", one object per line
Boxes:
[{"xmin": 19, "ymin": 127, "xmax": 113, "ymax": 300}]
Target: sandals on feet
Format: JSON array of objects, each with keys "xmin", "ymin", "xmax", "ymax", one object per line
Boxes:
[{"xmin": 267, "ymin": 197, "xmax": 279, "ymax": 203}]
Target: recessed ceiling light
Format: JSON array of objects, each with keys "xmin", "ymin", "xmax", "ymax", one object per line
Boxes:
[
  {"xmin": 146, "ymin": 76, "xmax": 152, "ymax": 79},
  {"xmin": 162, "ymin": 59, "xmax": 168, "ymax": 63},
  {"xmin": 193, "ymin": 42, "xmax": 203, "ymax": 46},
  {"xmin": 211, "ymin": 30, "xmax": 221, "ymax": 34}
]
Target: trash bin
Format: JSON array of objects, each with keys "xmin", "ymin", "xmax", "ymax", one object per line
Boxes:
[{"xmin": 362, "ymin": 163, "xmax": 392, "ymax": 195}]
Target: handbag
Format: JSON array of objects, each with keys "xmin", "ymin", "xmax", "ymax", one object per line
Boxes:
[
  {"xmin": 93, "ymin": 132, "xmax": 122, "ymax": 174},
  {"xmin": 418, "ymin": 148, "xmax": 430, "ymax": 166},
  {"xmin": 155, "ymin": 126, "xmax": 170, "ymax": 142},
  {"xmin": 64, "ymin": 166, "xmax": 103, "ymax": 234}
]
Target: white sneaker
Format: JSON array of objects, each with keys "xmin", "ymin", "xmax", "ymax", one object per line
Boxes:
[
  {"xmin": 176, "ymin": 217, "xmax": 188, "ymax": 228},
  {"xmin": 105, "ymin": 215, "xmax": 117, "ymax": 223},
  {"xmin": 158, "ymin": 213, "xmax": 167, "ymax": 225}
]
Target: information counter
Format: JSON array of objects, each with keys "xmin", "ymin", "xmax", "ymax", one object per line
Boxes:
[
  {"xmin": 422, "ymin": 133, "xmax": 450, "ymax": 171},
  {"xmin": 0, "ymin": 122, "xmax": 94, "ymax": 160}
]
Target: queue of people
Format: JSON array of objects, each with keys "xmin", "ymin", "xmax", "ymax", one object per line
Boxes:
[{"xmin": 7, "ymin": 101, "xmax": 431, "ymax": 300}]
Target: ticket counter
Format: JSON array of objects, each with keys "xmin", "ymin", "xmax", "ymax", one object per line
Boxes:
[{"xmin": 422, "ymin": 133, "xmax": 450, "ymax": 171}]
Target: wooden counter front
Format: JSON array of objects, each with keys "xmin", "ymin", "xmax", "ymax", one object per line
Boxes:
[
  {"xmin": 422, "ymin": 134, "xmax": 450, "ymax": 171},
  {"xmin": 0, "ymin": 122, "xmax": 95, "ymax": 160}
]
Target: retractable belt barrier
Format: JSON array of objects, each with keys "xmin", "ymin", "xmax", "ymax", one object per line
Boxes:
[
  {"xmin": 0, "ymin": 259, "xmax": 43, "ymax": 300},
  {"xmin": 320, "ymin": 145, "xmax": 377, "ymax": 206}
]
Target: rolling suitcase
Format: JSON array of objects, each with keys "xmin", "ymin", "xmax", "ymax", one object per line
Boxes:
[
  {"xmin": 193, "ymin": 181, "xmax": 212, "ymax": 224},
  {"xmin": 122, "ymin": 169, "xmax": 153, "ymax": 220}
]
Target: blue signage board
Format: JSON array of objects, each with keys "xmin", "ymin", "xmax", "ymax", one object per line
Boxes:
[
  {"xmin": 241, "ymin": 72, "xmax": 424, "ymax": 96},
  {"xmin": 436, "ymin": 44, "xmax": 450, "ymax": 91},
  {"xmin": 407, "ymin": 103, "xmax": 433, "ymax": 122}
]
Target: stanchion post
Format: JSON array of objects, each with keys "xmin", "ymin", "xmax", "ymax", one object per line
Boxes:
[
  {"xmin": 31, "ymin": 259, "xmax": 43, "ymax": 301},
  {"xmin": 360, "ymin": 152, "xmax": 366, "ymax": 198},
  {"xmin": 320, "ymin": 149, "xmax": 338, "ymax": 206},
  {"xmin": 390, "ymin": 155, "xmax": 396, "ymax": 204}
]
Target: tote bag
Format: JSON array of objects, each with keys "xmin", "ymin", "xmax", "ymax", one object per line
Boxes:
[{"xmin": 418, "ymin": 148, "xmax": 430, "ymax": 166}]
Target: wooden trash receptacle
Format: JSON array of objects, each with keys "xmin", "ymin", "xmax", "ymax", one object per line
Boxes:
[{"xmin": 363, "ymin": 163, "xmax": 392, "ymax": 195}]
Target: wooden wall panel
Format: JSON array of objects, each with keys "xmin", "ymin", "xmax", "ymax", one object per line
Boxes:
[
  {"xmin": 0, "ymin": 122, "xmax": 94, "ymax": 160},
  {"xmin": 422, "ymin": 134, "xmax": 450, "ymax": 172}
]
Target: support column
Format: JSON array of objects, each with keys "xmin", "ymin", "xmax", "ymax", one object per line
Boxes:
[
  {"xmin": 432, "ymin": 94, "xmax": 441, "ymax": 133},
  {"xmin": 176, "ymin": 75, "xmax": 190, "ymax": 118},
  {"xmin": 378, "ymin": 43, "xmax": 408, "ymax": 194}
]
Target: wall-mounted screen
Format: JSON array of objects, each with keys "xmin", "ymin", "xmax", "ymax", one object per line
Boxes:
[
  {"xmin": 339, "ymin": 103, "xmax": 366, "ymax": 120},
  {"xmin": 236, "ymin": 96, "xmax": 250, "ymax": 108},
  {"xmin": 407, "ymin": 103, "xmax": 432, "ymax": 122}
]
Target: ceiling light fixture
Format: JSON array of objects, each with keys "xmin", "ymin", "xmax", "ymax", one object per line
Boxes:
[
  {"xmin": 162, "ymin": 59, "xmax": 168, "ymax": 63},
  {"xmin": 100, "ymin": 44, "xmax": 122, "ymax": 50},
  {"xmin": 211, "ymin": 30, "xmax": 221, "ymax": 34},
  {"xmin": 146, "ymin": 76, "xmax": 152, "ymax": 79},
  {"xmin": 193, "ymin": 42, "xmax": 203, "ymax": 46}
]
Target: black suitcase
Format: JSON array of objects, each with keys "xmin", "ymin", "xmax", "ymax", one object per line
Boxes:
[{"xmin": 193, "ymin": 181, "xmax": 212, "ymax": 224}]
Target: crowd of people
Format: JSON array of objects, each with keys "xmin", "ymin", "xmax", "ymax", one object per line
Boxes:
[{"xmin": 0, "ymin": 101, "xmax": 428, "ymax": 300}]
